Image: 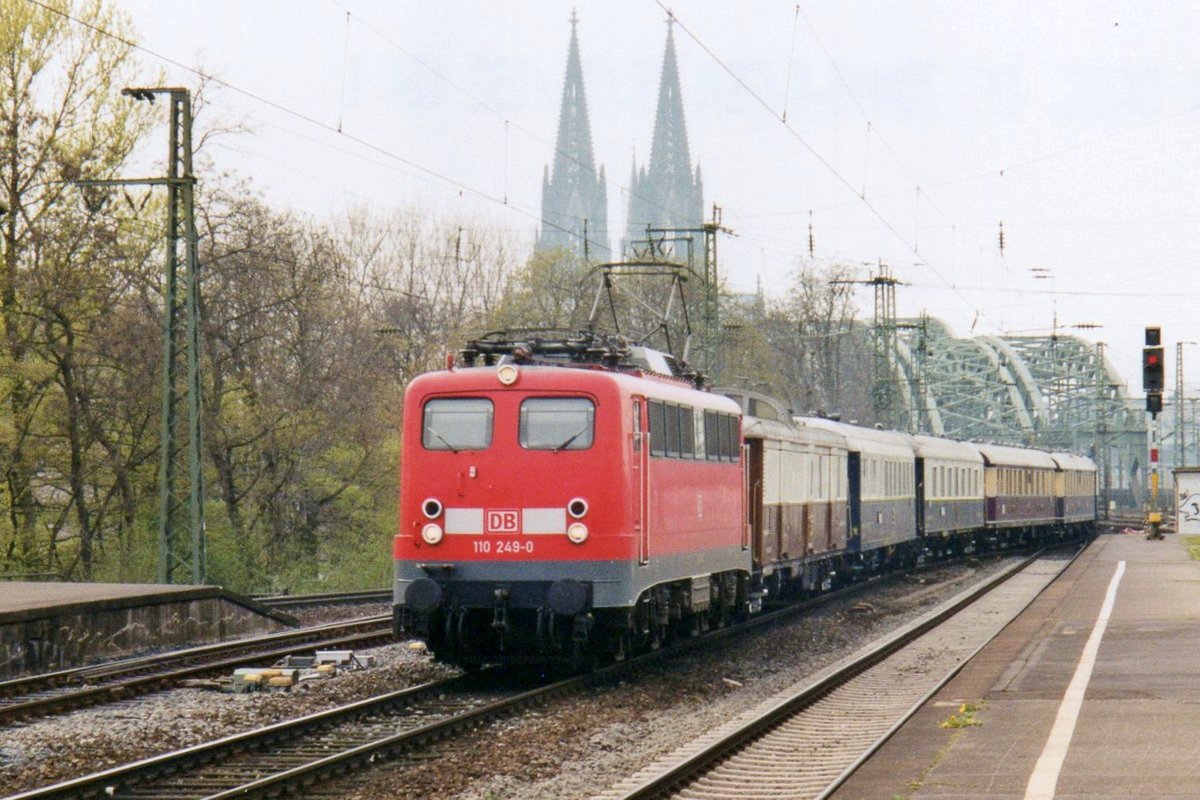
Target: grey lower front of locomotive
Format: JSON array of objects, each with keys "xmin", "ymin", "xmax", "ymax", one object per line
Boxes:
[{"xmin": 393, "ymin": 545, "xmax": 753, "ymax": 648}]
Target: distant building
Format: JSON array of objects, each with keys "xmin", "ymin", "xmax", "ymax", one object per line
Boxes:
[
  {"xmin": 624, "ymin": 22, "xmax": 704, "ymax": 257},
  {"xmin": 537, "ymin": 12, "xmax": 610, "ymax": 262}
]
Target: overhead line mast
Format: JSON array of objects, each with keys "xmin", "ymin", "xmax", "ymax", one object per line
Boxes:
[{"xmin": 79, "ymin": 87, "xmax": 205, "ymax": 583}]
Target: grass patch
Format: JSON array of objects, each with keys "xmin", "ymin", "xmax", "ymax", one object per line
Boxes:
[
  {"xmin": 939, "ymin": 702, "xmax": 984, "ymax": 729},
  {"xmin": 1182, "ymin": 536, "xmax": 1200, "ymax": 561}
]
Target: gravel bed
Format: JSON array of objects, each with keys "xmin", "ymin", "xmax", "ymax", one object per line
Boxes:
[
  {"xmin": 0, "ymin": 557, "xmax": 1018, "ymax": 799},
  {"xmin": 0, "ymin": 603, "xmax": 389, "ymax": 684},
  {"xmin": 329, "ymin": 557, "xmax": 1023, "ymax": 800},
  {"xmin": 286, "ymin": 602, "xmax": 392, "ymax": 627},
  {"xmin": 0, "ymin": 642, "xmax": 456, "ymax": 795}
]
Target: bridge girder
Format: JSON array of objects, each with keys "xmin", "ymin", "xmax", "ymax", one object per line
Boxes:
[{"xmin": 891, "ymin": 318, "xmax": 1145, "ymax": 508}]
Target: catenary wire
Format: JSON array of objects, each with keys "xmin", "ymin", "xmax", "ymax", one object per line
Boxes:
[{"xmin": 25, "ymin": 0, "xmax": 615, "ymax": 257}]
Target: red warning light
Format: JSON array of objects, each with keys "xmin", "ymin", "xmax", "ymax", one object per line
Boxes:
[{"xmin": 1143, "ymin": 346, "xmax": 1164, "ymax": 392}]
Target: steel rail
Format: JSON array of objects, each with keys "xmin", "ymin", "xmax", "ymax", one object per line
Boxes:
[
  {"xmin": 4, "ymin": 669, "xmax": 548, "ymax": 800},
  {"xmin": 0, "ymin": 615, "xmax": 392, "ymax": 724},
  {"xmin": 601, "ymin": 543, "xmax": 1089, "ymax": 800},
  {"xmin": 255, "ymin": 590, "xmax": 392, "ymax": 609},
  {"xmin": 5, "ymin": 548, "xmax": 1047, "ymax": 800}
]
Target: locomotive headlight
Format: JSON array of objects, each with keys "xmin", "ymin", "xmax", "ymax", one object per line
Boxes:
[
  {"xmin": 567, "ymin": 497, "xmax": 589, "ymax": 519},
  {"xmin": 497, "ymin": 364, "xmax": 519, "ymax": 385},
  {"xmin": 566, "ymin": 522, "xmax": 589, "ymax": 544},
  {"xmin": 422, "ymin": 498, "xmax": 443, "ymax": 519},
  {"xmin": 421, "ymin": 523, "xmax": 444, "ymax": 545}
]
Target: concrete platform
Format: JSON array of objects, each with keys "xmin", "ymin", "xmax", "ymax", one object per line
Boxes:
[
  {"xmin": 833, "ymin": 532, "xmax": 1200, "ymax": 800},
  {"xmin": 0, "ymin": 582, "xmax": 296, "ymax": 677}
]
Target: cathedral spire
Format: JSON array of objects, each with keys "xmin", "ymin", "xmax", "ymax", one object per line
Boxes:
[
  {"xmin": 537, "ymin": 10, "xmax": 610, "ymax": 261},
  {"xmin": 624, "ymin": 19, "xmax": 704, "ymax": 255}
]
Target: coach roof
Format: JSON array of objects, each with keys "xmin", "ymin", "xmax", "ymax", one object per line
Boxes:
[
  {"xmin": 911, "ymin": 434, "xmax": 986, "ymax": 464},
  {"xmin": 1049, "ymin": 452, "xmax": 1098, "ymax": 472},
  {"xmin": 970, "ymin": 442, "xmax": 1059, "ymax": 469},
  {"xmin": 798, "ymin": 417, "xmax": 916, "ymax": 460}
]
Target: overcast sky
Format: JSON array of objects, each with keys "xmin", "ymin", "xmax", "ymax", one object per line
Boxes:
[{"xmin": 116, "ymin": 0, "xmax": 1200, "ymax": 393}]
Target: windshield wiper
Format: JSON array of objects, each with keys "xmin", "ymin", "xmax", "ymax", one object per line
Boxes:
[
  {"xmin": 553, "ymin": 423, "xmax": 590, "ymax": 453},
  {"xmin": 425, "ymin": 426, "xmax": 459, "ymax": 453}
]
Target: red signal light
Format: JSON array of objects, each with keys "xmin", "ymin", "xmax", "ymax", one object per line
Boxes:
[{"xmin": 1143, "ymin": 346, "xmax": 1165, "ymax": 392}]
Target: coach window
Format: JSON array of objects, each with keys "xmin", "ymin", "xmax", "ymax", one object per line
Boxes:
[
  {"xmin": 715, "ymin": 414, "xmax": 729, "ymax": 461},
  {"xmin": 665, "ymin": 405, "xmax": 682, "ymax": 457},
  {"xmin": 704, "ymin": 411, "xmax": 720, "ymax": 461},
  {"xmin": 423, "ymin": 398, "xmax": 493, "ymax": 451},
  {"xmin": 680, "ymin": 405, "xmax": 695, "ymax": 458},
  {"xmin": 520, "ymin": 397, "xmax": 594, "ymax": 451},
  {"xmin": 632, "ymin": 400, "xmax": 643, "ymax": 452},
  {"xmin": 648, "ymin": 401, "xmax": 665, "ymax": 456}
]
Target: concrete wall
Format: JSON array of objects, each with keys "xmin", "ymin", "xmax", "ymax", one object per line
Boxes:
[{"xmin": 0, "ymin": 591, "xmax": 294, "ymax": 677}]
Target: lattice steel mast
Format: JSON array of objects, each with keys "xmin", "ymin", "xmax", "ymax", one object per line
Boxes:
[{"xmin": 75, "ymin": 88, "xmax": 205, "ymax": 583}]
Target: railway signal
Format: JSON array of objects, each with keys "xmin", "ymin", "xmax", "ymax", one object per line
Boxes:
[
  {"xmin": 1145, "ymin": 326, "xmax": 1164, "ymax": 538},
  {"xmin": 1143, "ymin": 346, "xmax": 1165, "ymax": 393}
]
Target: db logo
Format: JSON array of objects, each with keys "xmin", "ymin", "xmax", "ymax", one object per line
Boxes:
[{"xmin": 486, "ymin": 509, "xmax": 520, "ymax": 533}]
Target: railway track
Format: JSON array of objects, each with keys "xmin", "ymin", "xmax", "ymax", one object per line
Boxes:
[
  {"xmin": 1099, "ymin": 512, "xmax": 1173, "ymax": 533},
  {"xmin": 255, "ymin": 589, "xmax": 392, "ymax": 610},
  {"xmin": 0, "ymin": 615, "xmax": 392, "ymax": 726},
  {"xmin": 6, "ymin": 550, "xmax": 1045, "ymax": 800},
  {"xmin": 7, "ymin": 667, "xmax": 567, "ymax": 800},
  {"xmin": 594, "ymin": 546, "xmax": 1084, "ymax": 800}
]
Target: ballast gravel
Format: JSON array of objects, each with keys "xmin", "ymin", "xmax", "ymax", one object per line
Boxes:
[
  {"xmin": 0, "ymin": 642, "xmax": 455, "ymax": 795},
  {"xmin": 0, "ymin": 558, "xmax": 1017, "ymax": 799},
  {"xmin": 334, "ymin": 558, "xmax": 1021, "ymax": 800}
]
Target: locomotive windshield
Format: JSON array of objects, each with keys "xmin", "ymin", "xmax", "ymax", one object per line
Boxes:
[
  {"xmin": 422, "ymin": 398, "xmax": 494, "ymax": 451},
  {"xmin": 520, "ymin": 397, "xmax": 594, "ymax": 451}
]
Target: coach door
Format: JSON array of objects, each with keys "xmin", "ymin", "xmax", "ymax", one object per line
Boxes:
[
  {"xmin": 914, "ymin": 457, "xmax": 926, "ymax": 536},
  {"xmin": 632, "ymin": 397, "xmax": 649, "ymax": 565},
  {"xmin": 747, "ymin": 438, "xmax": 765, "ymax": 563}
]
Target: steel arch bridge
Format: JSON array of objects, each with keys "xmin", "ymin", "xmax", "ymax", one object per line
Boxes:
[{"xmin": 891, "ymin": 317, "xmax": 1146, "ymax": 509}]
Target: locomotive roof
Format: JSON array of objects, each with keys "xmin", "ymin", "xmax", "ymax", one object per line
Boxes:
[
  {"xmin": 796, "ymin": 417, "xmax": 916, "ymax": 460},
  {"xmin": 408, "ymin": 364, "xmax": 740, "ymax": 412},
  {"xmin": 910, "ymin": 434, "xmax": 986, "ymax": 465},
  {"xmin": 1049, "ymin": 452, "xmax": 1098, "ymax": 472},
  {"xmin": 970, "ymin": 442, "xmax": 1059, "ymax": 469}
]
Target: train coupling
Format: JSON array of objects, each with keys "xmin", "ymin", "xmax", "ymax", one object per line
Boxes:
[
  {"xmin": 491, "ymin": 588, "xmax": 510, "ymax": 633},
  {"xmin": 572, "ymin": 613, "xmax": 594, "ymax": 643}
]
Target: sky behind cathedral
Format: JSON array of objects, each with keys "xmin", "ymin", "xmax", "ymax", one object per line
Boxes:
[{"xmin": 117, "ymin": 0, "xmax": 1200, "ymax": 388}]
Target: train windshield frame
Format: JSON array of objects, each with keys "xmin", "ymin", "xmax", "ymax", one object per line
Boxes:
[
  {"xmin": 422, "ymin": 398, "xmax": 494, "ymax": 451},
  {"xmin": 519, "ymin": 397, "xmax": 595, "ymax": 451}
]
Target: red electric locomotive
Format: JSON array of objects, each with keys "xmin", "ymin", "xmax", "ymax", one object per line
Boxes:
[{"xmin": 393, "ymin": 332, "xmax": 750, "ymax": 668}]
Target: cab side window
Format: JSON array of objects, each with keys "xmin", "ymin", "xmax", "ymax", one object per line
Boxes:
[{"xmin": 649, "ymin": 401, "xmax": 665, "ymax": 457}]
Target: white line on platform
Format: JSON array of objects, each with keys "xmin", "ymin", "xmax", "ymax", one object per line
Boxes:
[{"xmin": 1024, "ymin": 559, "xmax": 1125, "ymax": 800}]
